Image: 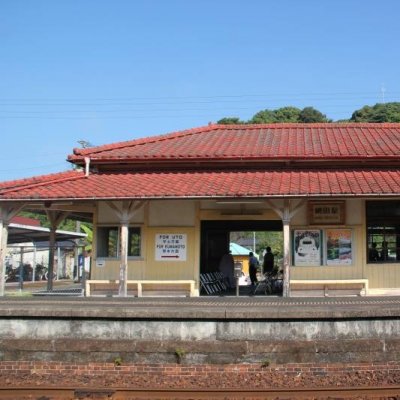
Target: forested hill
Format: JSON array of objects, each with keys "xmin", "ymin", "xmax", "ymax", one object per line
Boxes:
[{"xmin": 217, "ymin": 102, "xmax": 400, "ymax": 124}]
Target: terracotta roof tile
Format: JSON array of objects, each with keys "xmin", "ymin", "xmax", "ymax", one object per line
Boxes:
[
  {"xmin": 0, "ymin": 170, "xmax": 81, "ymax": 191},
  {"xmin": 67, "ymin": 123, "xmax": 400, "ymax": 163},
  {"xmin": 1, "ymin": 169, "xmax": 400, "ymax": 200}
]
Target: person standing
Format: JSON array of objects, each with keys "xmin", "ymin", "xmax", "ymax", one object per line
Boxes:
[
  {"xmin": 218, "ymin": 251, "xmax": 235, "ymax": 288},
  {"xmin": 248, "ymin": 252, "xmax": 258, "ymax": 286},
  {"xmin": 263, "ymin": 246, "xmax": 275, "ymax": 274},
  {"xmin": 368, "ymin": 242, "xmax": 379, "ymax": 262}
]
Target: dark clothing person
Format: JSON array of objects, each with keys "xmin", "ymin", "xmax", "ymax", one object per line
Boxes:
[
  {"xmin": 380, "ymin": 241, "xmax": 389, "ymax": 261},
  {"xmin": 219, "ymin": 252, "xmax": 235, "ymax": 288},
  {"xmin": 368, "ymin": 243, "xmax": 379, "ymax": 262},
  {"xmin": 263, "ymin": 247, "xmax": 274, "ymax": 274},
  {"xmin": 249, "ymin": 252, "xmax": 258, "ymax": 286}
]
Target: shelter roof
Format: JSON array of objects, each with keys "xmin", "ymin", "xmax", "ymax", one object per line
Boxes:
[
  {"xmin": 230, "ymin": 242, "xmax": 254, "ymax": 256},
  {"xmin": 68, "ymin": 123, "xmax": 400, "ymax": 164},
  {"xmin": 1, "ymin": 123, "xmax": 400, "ymax": 201},
  {"xmin": 7, "ymin": 222, "xmax": 87, "ymax": 245},
  {"xmin": 1, "ymin": 168, "xmax": 400, "ymax": 200}
]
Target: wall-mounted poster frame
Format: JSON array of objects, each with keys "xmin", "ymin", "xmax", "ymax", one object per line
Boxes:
[
  {"xmin": 326, "ymin": 229, "xmax": 353, "ymax": 265},
  {"xmin": 308, "ymin": 201, "xmax": 345, "ymax": 225},
  {"xmin": 293, "ymin": 229, "xmax": 322, "ymax": 266}
]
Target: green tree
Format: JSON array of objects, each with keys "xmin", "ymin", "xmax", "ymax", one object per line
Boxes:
[
  {"xmin": 80, "ymin": 223, "xmax": 93, "ymax": 251},
  {"xmin": 217, "ymin": 117, "xmax": 244, "ymax": 124},
  {"xmin": 250, "ymin": 109, "xmax": 276, "ymax": 123},
  {"xmin": 299, "ymin": 107, "xmax": 330, "ymax": 123},
  {"xmin": 250, "ymin": 106, "xmax": 301, "ymax": 124},
  {"xmin": 350, "ymin": 102, "xmax": 400, "ymax": 122},
  {"xmin": 19, "ymin": 211, "xmax": 86, "ymax": 232}
]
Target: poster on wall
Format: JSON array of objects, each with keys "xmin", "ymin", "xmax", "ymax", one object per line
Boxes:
[
  {"xmin": 326, "ymin": 229, "xmax": 352, "ymax": 265},
  {"xmin": 293, "ymin": 230, "xmax": 321, "ymax": 266},
  {"xmin": 155, "ymin": 233, "xmax": 187, "ymax": 261}
]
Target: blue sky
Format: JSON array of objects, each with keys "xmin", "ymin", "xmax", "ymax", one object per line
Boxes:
[{"xmin": 0, "ymin": 0, "xmax": 399, "ymax": 181}]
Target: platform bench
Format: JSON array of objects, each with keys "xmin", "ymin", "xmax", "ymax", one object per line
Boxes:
[
  {"xmin": 290, "ymin": 279, "xmax": 369, "ymax": 297},
  {"xmin": 85, "ymin": 279, "xmax": 196, "ymax": 297}
]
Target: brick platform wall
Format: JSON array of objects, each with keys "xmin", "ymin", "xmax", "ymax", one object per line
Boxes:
[{"xmin": 0, "ymin": 361, "xmax": 399, "ymax": 389}]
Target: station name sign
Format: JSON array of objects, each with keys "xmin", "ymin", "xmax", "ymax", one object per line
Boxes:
[
  {"xmin": 308, "ymin": 201, "xmax": 345, "ymax": 225},
  {"xmin": 155, "ymin": 233, "xmax": 187, "ymax": 261}
]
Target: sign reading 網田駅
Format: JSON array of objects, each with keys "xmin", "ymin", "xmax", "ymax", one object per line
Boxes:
[
  {"xmin": 155, "ymin": 233, "xmax": 187, "ymax": 261},
  {"xmin": 308, "ymin": 201, "xmax": 345, "ymax": 225}
]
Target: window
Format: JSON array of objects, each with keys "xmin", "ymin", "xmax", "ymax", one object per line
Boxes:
[
  {"xmin": 128, "ymin": 227, "xmax": 141, "ymax": 257},
  {"xmin": 97, "ymin": 227, "xmax": 119, "ymax": 258},
  {"xmin": 97, "ymin": 226, "xmax": 141, "ymax": 258},
  {"xmin": 366, "ymin": 201, "xmax": 400, "ymax": 263}
]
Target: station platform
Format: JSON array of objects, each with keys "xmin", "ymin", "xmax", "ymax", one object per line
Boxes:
[{"xmin": 1, "ymin": 294, "xmax": 400, "ymax": 320}]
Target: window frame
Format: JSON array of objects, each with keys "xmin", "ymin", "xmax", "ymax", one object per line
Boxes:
[
  {"xmin": 96, "ymin": 225, "xmax": 142, "ymax": 259},
  {"xmin": 366, "ymin": 201, "xmax": 400, "ymax": 264}
]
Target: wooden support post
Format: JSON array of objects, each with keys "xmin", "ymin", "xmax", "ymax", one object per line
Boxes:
[
  {"xmin": 47, "ymin": 227, "xmax": 56, "ymax": 291},
  {"xmin": 282, "ymin": 217, "xmax": 290, "ymax": 297},
  {"xmin": 106, "ymin": 200, "xmax": 146, "ymax": 298},
  {"xmin": 0, "ymin": 204, "xmax": 26, "ymax": 296},
  {"xmin": 265, "ymin": 199, "xmax": 305, "ymax": 298},
  {"xmin": 119, "ymin": 222, "xmax": 129, "ymax": 297},
  {"xmin": 45, "ymin": 210, "xmax": 69, "ymax": 292},
  {"xmin": 0, "ymin": 219, "xmax": 8, "ymax": 297},
  {"xmin": 19, "ymin": 246, "xmax": 24, "ymax": 291}
]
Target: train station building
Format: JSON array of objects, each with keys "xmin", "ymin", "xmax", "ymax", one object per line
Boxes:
[{"xmin": 0, "ymin": 123, "xmax": 399, "ymax": 297}]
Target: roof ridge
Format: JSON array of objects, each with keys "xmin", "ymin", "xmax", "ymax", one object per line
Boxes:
[
  {"xmin": 0, "ymin": 170, "xmax": 85, "ymax": 195},
  {"xmin": 0, "ymin": 170, "xmax": 80, "ymax": 191},
  {"xmin": 212, "ymin": 122, "xmax": 400, "ymax": 128},
  {"xmin": 69, "ymin": 122, "xmax": 400, "ymax": 160},
  {"xmin": 70, "ymin": 124, "xmax": 219, "ymax": 158}
]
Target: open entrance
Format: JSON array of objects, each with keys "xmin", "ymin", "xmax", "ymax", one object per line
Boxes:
[{"xmin": 200, "ymin": 220, "xmax": 283, "ymax": 296}]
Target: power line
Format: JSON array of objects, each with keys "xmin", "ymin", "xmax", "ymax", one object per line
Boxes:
[
  {"xmin": 0, "ymin": 90, "xmax": 398, "ymax": 101},
  {"xmin": 0, "ymin": 99, "xmax": 395, "ymax": 114},
  {"xmin": 0, "ymin": 162, "xmax": 68, "ymax": 173}
]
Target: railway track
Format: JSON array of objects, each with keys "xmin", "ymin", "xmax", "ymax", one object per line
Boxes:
[{"xmin": 0, "ymin": 386, "xmax": 400, "ymax": 399}]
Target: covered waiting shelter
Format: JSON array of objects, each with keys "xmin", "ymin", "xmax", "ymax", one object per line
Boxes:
[{"xmin": 0, "ymin": 123, "xmax": 400, "ymax": 297}]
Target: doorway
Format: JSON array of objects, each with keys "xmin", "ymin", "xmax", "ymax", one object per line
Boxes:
[{"xmin": 200, "ymin": 220, "xmax": 283, "ymax": 289}]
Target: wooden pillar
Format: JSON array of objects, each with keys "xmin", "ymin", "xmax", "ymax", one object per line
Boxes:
[
  {"xmin": 45, "ymin": 210, "xmax": 69, "ymax": 291},
  {"xmin": 0, "ymin": 218, "xmax": 8, "ymax": 297},
  {"xmin": 282, "ymin": 217, "xmax": 291, "ymax": 297},
  {"xmin": 47, "ymin": 227, "xmax": 56, "ymax": 291},
  {"xmin": 119, "ymin": 221, "xmax": 129, "ymax": 297},
  {"xmin": 32, "ymin": 245, "xmax": 37, "ymax": 282},
  {"xmin": 0, "ymin": 204, "xmax": 26, "ymax": 296},
  {"xmin": 266, "ymin": 199, "xmax": 305, "ymax": 298},
  {"xmin": 106, "ymin": 200, "xmax": 146, "ymax": 298}
]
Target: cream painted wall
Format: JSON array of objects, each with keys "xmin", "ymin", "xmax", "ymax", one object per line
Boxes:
[
  {"xmin": 145, "ymin": 227, "xmax": 196, "ymax": 280},
  {"xmin": 290, "ymin": 226, "xmax": 364, "ymax": 280},
  {"xmin": 97, "ymin": 201, "xmax": 145, "ymax": 224},
  {"xmin": 91, "ymin": 198, "xmax": 399, "ymax": 291},
  {"xmin": 199, "ymin": 208, "xmax": 280, "ymax": 221},
  {"xmin": 91, "ymin": 200, "xmax": 198, "ymax": 284},
  {"xmin": 149, "ymin": 201, "xmax": 195, "ymax": 227},
  {"xmin": 290, "ymin": 199, "xmax": 364, "ymax": 281},
  {"xmin": 362, "ymin": 199, "xmax": 400, "ymax": 288}
]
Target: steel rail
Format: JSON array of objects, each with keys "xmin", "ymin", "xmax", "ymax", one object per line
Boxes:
[{"xmin": 1, "ymin": 385, "xmax": 400, "ymax": 399}]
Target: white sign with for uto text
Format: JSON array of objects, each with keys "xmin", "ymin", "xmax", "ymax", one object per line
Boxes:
[{"xmin": 155, "ymin": 233, "xmax": 187, "ymax": 261}]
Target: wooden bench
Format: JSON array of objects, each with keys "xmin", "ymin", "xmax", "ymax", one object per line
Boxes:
[
  {"xmin": 290, "ymin": 279, "xmax": 369, "ymax": 297},
  {"xmin": 85, "ymin": 280, "xmax": 196, "ymax": 297}
]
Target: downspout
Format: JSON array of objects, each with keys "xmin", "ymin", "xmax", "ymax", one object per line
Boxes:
[{"xmin": 84, "ymin": 157, "xmax": 90, "ymax": 177}]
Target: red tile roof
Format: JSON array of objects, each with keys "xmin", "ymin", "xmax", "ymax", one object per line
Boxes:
[
  {"xmin": 68, "ymin": 123, "xmax": 400, "ymax": 164},
  {"xmin": 0, "ymin": 170, "xmax": 80, "ymax": 191},
  {"xmin": 1, "ymin": 168, "xmax": 399, "ymax": 200}
]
